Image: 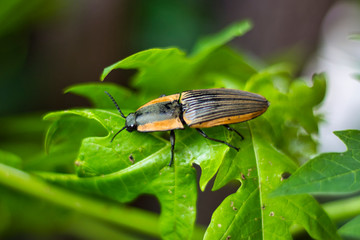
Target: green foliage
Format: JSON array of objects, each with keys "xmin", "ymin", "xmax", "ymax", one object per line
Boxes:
[
  {"xmin": 272, "ymin": 130, "xmax": 360, "ymax": 239},
  {"xmin": 101, "ymin": 21, "xmax": 255, "ymax": 97},
  {"xmin": 1, "ymin": 20, "xmax": 354, "ymax": 239},
  {"xmin": 339, "ymin": 215, "xmax": 360, "ymax": 239},
  {"xmin": 272, "ymin": 130, "xmax": 360, "ymax": 195},
  {"xmin": 0, "ymin": 149, "xmax": 22, "ymax": 168},
  {"xmin": 39, "ymin": 20, "xmax": 336, "ymax": 240},
  {"xmin": 0, "ymin": 160, "xmax": 160, "ymax": 239},
  {"xmin": 204, "ymin": 119, "xmax": 338, "ymax": 240}
]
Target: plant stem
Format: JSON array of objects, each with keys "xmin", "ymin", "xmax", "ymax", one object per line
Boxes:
[
  {"xmin": 0, "ymin": 163, "xmax": 205, "ymax": 239},
  {"xmin": 0, "ymin": 163, "xmax": 159, "ymax": 237},
  {"xmin": 322, "ymin": 196, "xmax": 360, "ymax": 223}
]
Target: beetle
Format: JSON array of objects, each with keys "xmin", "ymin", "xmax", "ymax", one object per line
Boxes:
[{"xmin": 105, "ymin": 88, "xmax": 269, "ymax": 166}]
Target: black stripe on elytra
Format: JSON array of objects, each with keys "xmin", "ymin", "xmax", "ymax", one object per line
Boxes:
[{"xmin": 184, "ymin": 102, "xmax": 267, "ymax": 112}]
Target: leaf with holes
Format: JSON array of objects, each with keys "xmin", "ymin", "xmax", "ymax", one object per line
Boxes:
[{"xmin": 272, "ymin": 130, "xmax": 360, "ymax": 196}]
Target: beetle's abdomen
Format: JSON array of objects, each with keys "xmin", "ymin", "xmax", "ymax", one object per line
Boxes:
[
  {"xmin": 181, "ymin": 89, "xmax": 269, "ymax": 128},
  {"xmin": 136, "ymin": 95, "xmax": 184, "ymax": 132}
]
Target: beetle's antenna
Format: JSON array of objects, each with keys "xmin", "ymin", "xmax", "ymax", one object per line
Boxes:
[
  {"xmin": 111, "ymin": 126, "xmax": 126, "ymax": 142},
  {"xmin": 105, "ymin": 91, "xmax": 126, "ymax": 119}
]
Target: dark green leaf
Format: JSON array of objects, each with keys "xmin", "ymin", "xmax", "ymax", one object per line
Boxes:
[
  {"xmin": 272, "ymin": 130, "xmax": 360, "ymax": 195},
  {"xmin": 42, "ymin": 108, "xmax": 239, "ymax": 239},
  {"xmin": 339, "ymin": 215, "xmax": 360, "ymax": 239},
  {"xmin": 204, "ymin": 119, "xmax": 340, "ymax": 240}
]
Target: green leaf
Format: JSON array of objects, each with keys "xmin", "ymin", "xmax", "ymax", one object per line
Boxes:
[
  {"xmin": 101, "ymin": 48, "xmax": 188, "ymax": 94},
  {"xmin": 100, "ymin": 20, "xmax": 255, "ymax": 96},
  {"xmin": 41, "ymin": 21, "xmax": 330, "ymax": 239},
  {"xmin": 65, "ymin": 83, "xmax": 141, "ymax": 110},
  {"xmin": 203, "ymin": 118, "xmax": 340, "ymax": 240},
  {"xmin": 42, "ymin": 69, "xmax": 332, "ymax": 239},
  {"xmin": 190, "ymin": 20, "xmax": 252, "ymax": 57},
  {"xmin": 0, "ymin": 149, "xmax": 22, "ymax": 168},
  {"xmin": 44, "ymin": 114, "xmax": 106, "ymax": 154},
  {"xmin": 246, "ymin": 69, "xmax": 326, "ymax": 162},
  {"xmin": 287, "ymin": 73, "xmax": 326, "ymax": 133},
  {"xmin": 0, "ymin": 114, "xmax": 69, "ymax": 172},
  {"xmin": 339, "ymin": 215, "xmax": 360, "ymax": 239},
  {"xmin": 43, "ymin": 67, "xmax": 328, "ymax": 239},
  {"xmin": 33, "ymin": 113, "xmax": 107, "ymax": 173},
  {"xmin": 42, "ymin": 108, "xmax": 239, "ymax": 239},
  {"xmin": 272, "ymin": 130, "xmax": 360, "ymax": 195},
  {"xmin": 44, "ymin": 109, "xmax": 164, "ymax": 176}
]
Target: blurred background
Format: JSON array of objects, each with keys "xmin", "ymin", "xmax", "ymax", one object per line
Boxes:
[
  {"xmin": 1, "ymin": 0, "xmax": 360, "ymax": 238},
  {"xmin": 0, "ymin": 0, "xmax": 342, "ymax": 114},
  {"xmin": 1, "ymin": 0, "xmax": 360, "ymax": 152}
]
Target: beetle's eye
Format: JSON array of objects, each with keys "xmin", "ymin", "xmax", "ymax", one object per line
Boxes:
[{"xmin": 126, "ymin": 124, "xmax": 137, "ymax": 132}]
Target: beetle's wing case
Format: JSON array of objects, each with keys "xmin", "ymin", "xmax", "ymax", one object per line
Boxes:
[
  {"xmin": 181, "ymin": 89, "xmax": 269, "ymax": 128},
  {"xmin": 136, "ymin": 94, "xmax": 185, "ymax": 132}
]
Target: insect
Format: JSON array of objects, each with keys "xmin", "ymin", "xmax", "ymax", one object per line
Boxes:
[{"xmin": 105, "ymin": 88, "xmax": 269, "ymax": 166}]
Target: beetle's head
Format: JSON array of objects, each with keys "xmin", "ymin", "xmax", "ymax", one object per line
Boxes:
[
  {"xmin": 105, "ymin": 91, "xmax": 138, "ymax": 142},
  {"xmin": 125, "ymin": 113, "xmax": 137, "ymax": 132}
]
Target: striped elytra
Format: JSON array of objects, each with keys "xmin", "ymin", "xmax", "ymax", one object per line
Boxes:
[{"xmin": 181, "ymin": 89, "xmax": 269, "ymax": 128}]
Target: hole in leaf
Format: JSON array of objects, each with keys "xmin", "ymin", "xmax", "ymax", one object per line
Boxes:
[
  {"xmin": 194, "ymin": 164, "xmax": 241, "ymax": 226},
  {"xmin": 129, "ymin": 194, "xmax": 160, "ymax": 214},
  {"xmin": 281, "ymin": 172, "xmax": 291, "ymax": 181}
]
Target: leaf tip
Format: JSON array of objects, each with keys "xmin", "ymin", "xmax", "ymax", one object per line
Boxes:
[
  {"xmin": 42, "ymin": 113, "xmax": 52, "ymax": 121},
  {"xmin": 100, "ymin": 68, "xmax": 110, "ymax": 81},
  {"xmin": 333, "ymin": 130, "xmax": 360, "ymax": 150},
  {"xmin": 236, "ymin": 19, "xmax": 253, "ymax": 32},
  {"xmin": 63, "ymin": 86, "xmax": 73, "ymax": 94},
  {"xmin": 101, "ymin": 63, "xmax": 118, "ymax": 81}
]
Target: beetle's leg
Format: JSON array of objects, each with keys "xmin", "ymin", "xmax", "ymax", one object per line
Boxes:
[
  {"xmin": 196, "ymin": 128, "xmax": 239, "ymax": 151},
  {"xmin": 169, "ymin": 130, "xmax": 175, "ymax": 166},
  {"xmin": 159, "ymin": 94, "xmax": 166, "ymax": 97},
  {"xmin": 224, "ymin": 125, "xmax": 244, "ymax": 140}
]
